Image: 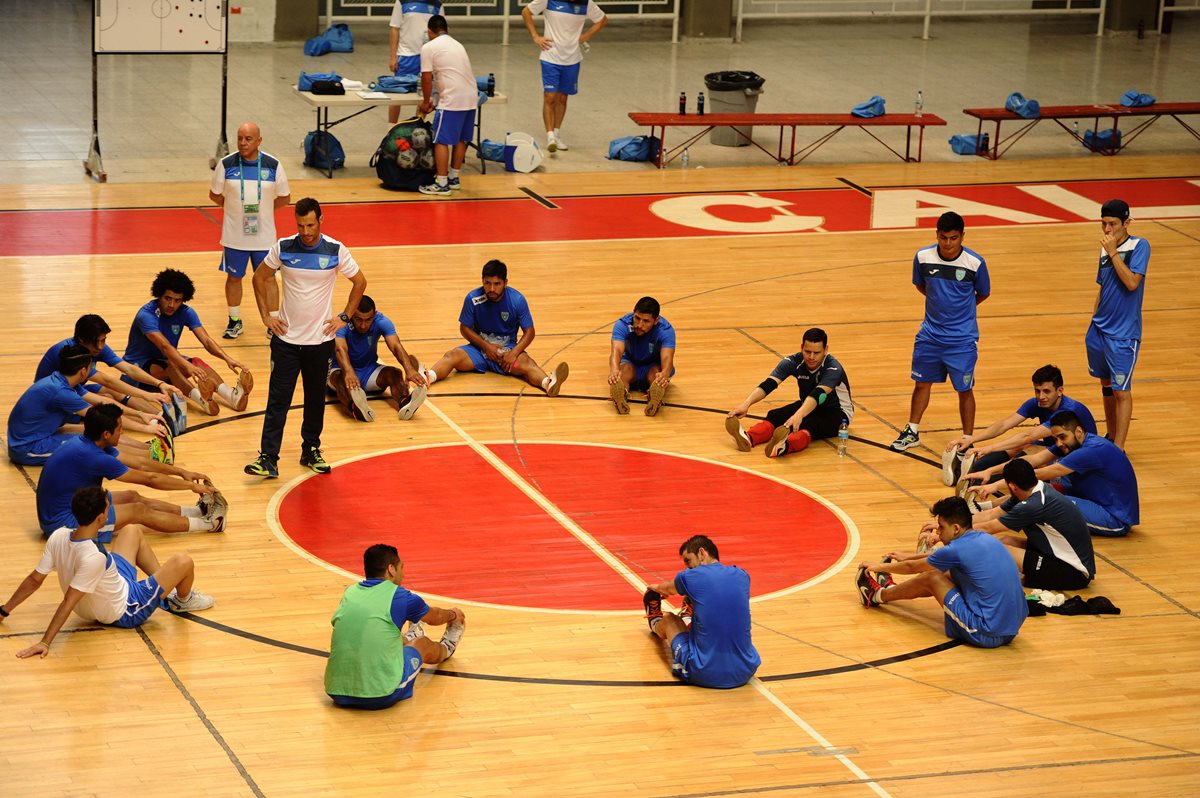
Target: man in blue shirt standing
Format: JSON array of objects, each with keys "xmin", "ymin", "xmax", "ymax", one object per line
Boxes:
[
  {"xmin": 423, "ymin": 260, "xmax": 569, "ymax": 395},
  {"xmin": 608, "ymin": 296, "xmax": 675, "ymax": 416},
  {"xmin": 891, "ymin": 212, "xmax": 990, "ymax": 452},
  {"xmin": 1085, "ymin": 199, "xmax": 1149, "ymax": 449},
  {"xmin": 642, "ymin": 535, "xmax": 761, "ymax": 689},
  {"xmin": 328, "ymin": 294, "xmax": 429, "ymax": 422},
  {"xmin": 857, "ymin": 496, "xmax": 1027, "ymax": 648}
]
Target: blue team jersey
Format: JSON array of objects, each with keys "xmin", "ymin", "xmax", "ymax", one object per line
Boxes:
[
  {"xmin": 35, "ymin": 338, "xmax": 123, "ymax": 383},
  {"xmin": 912, "ymin": 244, "xmax": 990, "ymax": 344},
  {"xmin": 358, "ymin": 578, "xmax": 431, "ymax": 628},
  {"xmin": 611, "ymin": 313, "xmax": 675, "ymax": 366},
  {"xmin": 7, "ymin": 373, "xmax": 91, "ymax": 449},
  {"xmin": 1092, "ymin": 236, "xmax": 1149, "ymax": 340},
  {"xmin": 124, "ymin": 300, "xmax": 203, "ymax": 366},
  {"xmin": 1053, "ymin": 434, "xmax": 1140, "ymax": 527},
  {"xmin": 1015, "ymin": 394, "xmax": 1098, "ymax": 445},
  {"xmin": 927, "ymin": 531, "xmax": 1027, "ymax": 637},
  {"xmin": 35, "ymin": 434, "xmax": 128, "ymax": 529},
  {"xmin": 674, "ymin": 563, "xmax": 761, "ymax": 689},
  {"xmin": 336, "ymin": 313, "xmax": 398, "ymax": 370},
  {"xmin": 458, "ymin": 286, "xmax": 534, "ymax": 349}
]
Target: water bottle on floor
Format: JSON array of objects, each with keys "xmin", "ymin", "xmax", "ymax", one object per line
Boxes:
[
  {"xmin": 915, "ymin": 90, "xmax": 923, "ymax": 117},
  {"xmin": 837, "ymin": 421, "xmax": 849, "ymax": 457},
  {"xmin": 681, "ymin": 148, "xmax": 690, "ymax": 168}
]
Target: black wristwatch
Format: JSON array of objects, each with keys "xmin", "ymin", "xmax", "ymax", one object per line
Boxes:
[
  {"xmin": 0, "ymin": 604, "xmax": 10, "ymax": 617},
  {"xmin": 338, "ymin": 313, "xmax": 350, "ymax": 323}
]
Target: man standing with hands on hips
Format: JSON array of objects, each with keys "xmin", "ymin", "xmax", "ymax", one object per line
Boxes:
[
  {"xmin": 522, "ymin": 0, "xmax": 607, "ymax": 153},
  {"xmin": 245, "ymin": 198, "xmax": 368, "ymax": 478},
  {"xmin": 209, "ymin": 122, "xmax": 290, "ymax": 340}
]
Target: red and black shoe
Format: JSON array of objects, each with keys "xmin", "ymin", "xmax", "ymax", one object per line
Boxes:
[
  {"xmin": 855, "ymin": 565, "xmax": 895, "ymax": 608},
  {"xmin": 643, "ymin": 588, "xmax": 663, "ymax": 631}
]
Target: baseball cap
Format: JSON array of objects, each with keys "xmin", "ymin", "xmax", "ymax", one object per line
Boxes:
[{"xmin": 1100, "ymin": 199, "xmax": 1130, "ymax": 221}]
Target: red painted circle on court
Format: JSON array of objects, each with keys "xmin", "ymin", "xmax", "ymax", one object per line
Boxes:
[{"xmin": 279, "ymin": 443, "xmax": 850, "ymax": 611}]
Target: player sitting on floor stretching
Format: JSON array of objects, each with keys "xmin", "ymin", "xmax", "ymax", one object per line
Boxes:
[{"xmin": 328, "ymin": 294, "xmax": 429, "ymax": 422}]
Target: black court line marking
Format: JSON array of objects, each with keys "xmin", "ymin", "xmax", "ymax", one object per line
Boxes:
[
  {"xmin": 519, "ymin": 186, "xmax": 560, "ymax": 209},
  {"xmin": 0, "ymin": 626, "xmax": 107, "ymax": 640},
  {"xmin": 136, "ymin": 627, "xmax": 267, "ymax": 798},
  {"xmin": 1095, "ymin": 552, "xmax": 1200, "ymax": 618},
  {"xmin": 197, "ymin": 206, "xmax": 221, "ymax": 227},
  {"xmin": 836, "ymin": 177, "xmax": 873, "ymax": 196},
  {"xmin": 2, "ymin": 436, "xmax": 39, "ymax": 491},
  {"xmin": 1153, "ymin": 219, "xmax": 1200, "ymax": 245},
  {"xmin": 656, "ymin": 752, "xmax": 1199, "ymax": 798}
]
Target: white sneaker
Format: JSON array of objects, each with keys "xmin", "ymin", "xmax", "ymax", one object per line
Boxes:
[
  {"xmin": 440, "ymin": 619, "xmax": 465, "ymax": 658},
  {"xmin": 545, "ymin": 362, "xmax": 569, "ymax": 397},
  {"xmin": 725, "ymin": 416, "xmax": 751, "ymax": 452},
  {"xmin": 959, "ymin": 449, "xmax": 977, "ymax": 479},
  {"xmin": 230, "ymin": 368, "xmax": 254, "ymax": 412},
  {"xmin": 554, "ymin": 135, "xmax": 568, "ymax": 151},
  {"xmin": 403, "ymin": 621, "xmax": 427, "ymax": 644},
  {"xmin": 168, "ymin": 589, "xmax": 215, "ymax": 612},
  {"xmin": 349, "ymin": 385, "xmax": 375, "ymax": 422},
  {"xmin": 546, "ymin": 133, "xmax": 558, "ymax": 153},
  {"xmin": 398, "ymin": 384, "xmax": 427, "ymax": 420},
  {"xmin": 941, "ymin": 445, "xmax": 960, "ymax": 486}
]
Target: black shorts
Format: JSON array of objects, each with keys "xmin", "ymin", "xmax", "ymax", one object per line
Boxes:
[{"xmin": 1023, "ymin": 549, "xmax": 1092, "ymax": 591}]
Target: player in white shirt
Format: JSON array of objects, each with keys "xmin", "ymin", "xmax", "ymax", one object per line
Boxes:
[
  {"xmin": 387, "ymin": 0, "xmax": 441, "ymax": 124},
  {"xmin": 418, "ymin": 16, "xmax": 479, "ymax": 196},
  {"xmin": 209, "ymin": 122, "xmax": 291, "ymax": 339},
  {"xmin": 0, "ymin": 487, "xmax": 215, "ymax": 658},
  {"xmin": 522, "ymin": 0, "xmax": 607, "ymax": 152}
]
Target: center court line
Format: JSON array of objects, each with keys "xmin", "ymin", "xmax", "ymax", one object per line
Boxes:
[{"xmin": 424, "ymin": 398, "xmax": 892, "ymax": 796}]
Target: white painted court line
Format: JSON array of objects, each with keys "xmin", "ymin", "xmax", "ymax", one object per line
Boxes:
[{"xmin": 752, "ymin": 679, "xmax": 894, "ymax": 798}]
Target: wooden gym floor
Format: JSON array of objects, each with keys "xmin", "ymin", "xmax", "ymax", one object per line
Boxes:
[{"xmin": 1, "ymin": 155, "xmax": 1198, "ymax": 797}]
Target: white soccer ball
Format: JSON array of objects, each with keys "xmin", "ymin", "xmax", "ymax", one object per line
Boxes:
[
  {"xmin": 397, "ymin": 148, "xmax": 418, "ymax": 169},
  {"xmin": 418, "ymin": 150, "xmax": 435, "ymax": 170},
  {"xmin": 411, "ymin": 128, "xmax": 430, "ymax": 150}
]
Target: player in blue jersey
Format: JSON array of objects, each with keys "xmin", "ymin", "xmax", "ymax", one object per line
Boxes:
[
  {"xmin": 857, "ymin": 497, "xmax": 1027, "ymax": 648},
  {"xmin": 423, "ymin": 260, "xmax": 569, "ymax": 395},
  {"xmin": 209, "ymin": 122, "xmax": 291, "ymax": 339},
  {"xmin": 522, "ymin": 0, "xmax": 607, "ymax": 152},
  {"xmin": 324, "ymin": 544, "xmax": 465, "ymax": 709},
  {"xmin": 642, "ymin": 535, "xmax": 761, "ymax": 689},
  {"xmin": 608, "ymin": 296, "xmax": 675, "ymax": 416},
  {"xmin": 971, "ymin": 409, "xmax": 1139, "ymax": 536},
  {"xmin": 726, "ymin": 328, "xmax": 853, "ymax": 459},
  {"xmin": 968, "ymin": 459, "xmax": 1095, "ymax": 591},
  {"xmin": 328, "ymin": 295, "xmax": 428, "ymax": 422},
  {"xmin": 37, "ymin": 314, "xmax": 188, "ymax": 436},
  {"xmin": 1085, "ymin": 199, "xmax": 1149, "ymax": 449},
  {"xmin": 942, "ymin": 364, "xmax": 1097, "ymax": 486},
  {"xmin": 0, "ymin": 487, "xmax": 216, "ymax": 659},
  {"xmin": 125, "ymin": 269, "xmax": 254, "ymax": 417},
  {"xmin": 35, "ymin": 404, "xmax": 225, "ymax": 541},
  {"xmin": 8, "ymin": 345, "xmax": 95, "ymax": 465},
  {"xmin": 891, "ymin": 212, "xmax": 990, "ymax": 452}
]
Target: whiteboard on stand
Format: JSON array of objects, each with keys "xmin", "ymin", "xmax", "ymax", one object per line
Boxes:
[{"xmin": 95, "ymin": 0, "xmax": 227, "ymax": 54}]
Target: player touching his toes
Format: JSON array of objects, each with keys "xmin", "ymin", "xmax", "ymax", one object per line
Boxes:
[
  {"xmin": 608, "ymin": 296, "xmax": 675, "ymax": 416},
  {"xmin": 328, "ymin": 295, "xmax": 428, "ymax": 422}
]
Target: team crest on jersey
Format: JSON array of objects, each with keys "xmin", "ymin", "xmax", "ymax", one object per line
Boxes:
[
  {"xmin": 955, "ymin": 268, "xmax": 966, "ymax": 281},
  {"xmin": 172, "ymin": 325, "xmax": 182, "ymax": 336},
  {"xmin": 318, "ymin": 256, "xmax": 331, "ymax": 269},
  {"xmin": 500, "ymin": 311, "xmax": 510, "ymax": 321}
]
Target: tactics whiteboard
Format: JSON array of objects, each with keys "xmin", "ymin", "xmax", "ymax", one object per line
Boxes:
[{"xmin": 95, "ymin": 0, "xmax": 227, "ymax": 54}]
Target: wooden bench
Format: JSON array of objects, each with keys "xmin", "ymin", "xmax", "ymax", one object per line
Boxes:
[
  {"xmin": 627, "ymin": 112, "xmax": 947, "ymax": 168},
  {"xmin": 962, "ymin": 102, "xmax": 1200, "ymax": 159}
]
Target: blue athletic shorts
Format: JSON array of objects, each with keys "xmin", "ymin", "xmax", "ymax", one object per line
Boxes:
[
  {"xmin": 328, "ymin": 645, "xmax": 422, "ymax": 709},
  {"xmin": 541, "ymin": 61, "xmax": 580, "ymax": 95},
  {"xmin": 42, "ymin": 496, "xmax": 117, "ymax": 542},
  {"xmin": 1085, "ymin": 323, "xmax": 1139, "ymax": 392},
  {"xmin": 431, "ymin": 109, "xmax": 476, "ymax": 146},
  {"xmin": 218, "ymin": 248, "xmax": 269, "ymax": 279},
  {"xmin": 109, "ymin": 552, "xmax": 163, "ymax": 629},
  {"xmin": 911, "ymin": 338, "xmax": 978, "ymax": 392},
  {"xmin": 1061, "ymin": 492, "xmax": 1131, "ymax": 537},
  {"xmin": 329, "ymin": 364, "xmax": 385, "ymax": 392},
  {"xmin": 622, "ymin": 358, "xmax": 675, "ymax": 392},
  {"xmin": 460, "ymin": 344, "xmax": 510, "ymax": 375},
  {"xmin": 8, "ymin": 432, "xmax": 76, "ymax": 466},
  {"xmin": 942, "ymin": 588, "xmax": 1015, "ymax": 648},
  {"xmin": 395, "ymin": 55, "xmax": 420, "ymax": 77}
]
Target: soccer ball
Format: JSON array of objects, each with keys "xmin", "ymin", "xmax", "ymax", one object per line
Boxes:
[
  {"xmin": 397, "ymin": 148, "xmax": 418, "ymax": 169},
  {"xmin": 411, "ymin": 128, "xmax": 430, "ymax": 150},
  {"xmin": 418, "ymin": 150, "xmax": 434, "ymax": 170}
]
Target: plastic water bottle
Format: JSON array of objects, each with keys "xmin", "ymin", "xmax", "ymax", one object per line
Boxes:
[
  {"xmin": 679, "ymin": 92, "xmax": 686, "ymax": 115},
  {"xmin": 1073, "ymin": 120, "xmax": 1080, "ymax": 137},
  {"xmin": 698, "ymin": 92, "xmax": 705, "ymax": 116},
  {"xmin": 915, "ymin": 89, "xmax": 924, "ymax": 118},
  {"xmin": 980, "ymin": 132, "xmax": 990, "ymax": 155},
  {"xmin": 681, "ymin": 148, "xmax": 690, "ymax": 168},
  {"xmin": 487, "ymin": 73, "xmax": 495, "ymax": 97},
  {"xmin": 837, "ymin": 421, "xmax": 849, "ymax": 458}
]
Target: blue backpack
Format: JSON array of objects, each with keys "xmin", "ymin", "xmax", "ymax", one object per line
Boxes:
[
  {"xmin": 1120, "ymin": 90, "xmax": 1155, "ymax": 107},
  {"xmin": 851, "ymin": 96, "xmax": 886, "ymax": 118},
  {"xmin": 1083, "ymin": 128, "xmax": 1122, "ymax": 152},
  {"xmin": 480, "ymin": 139, "xmax": 506, "ymax": 162},
  {"xmin": 1005, "ymin": 92, "xmax": 1040, "ymax": 119},
  {"xmin": 304, "ymin": 24, "xmax": 353, "ymax": 56},
  {"xmin": 948, "ymin": 134, "xmax": 981, "ymax": 155},
  {"xmin": 607, "ymin": 135, "xmax": 661, "ymax": 162},
  {"xmin": 304, "ymin": 130, "xmax": 346, "ymax": 170}
]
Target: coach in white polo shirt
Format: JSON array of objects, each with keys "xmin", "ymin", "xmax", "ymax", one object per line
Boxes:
[
  {"xmin": 522, "ymin": 0, "xmax": 607, "ymax": 153},
  {"xmin": 245, "ymin": 198, "xmax": 368, "ymax": 478},
  {"xmin": 209, "ymin": 121, "xmax": 290, "ymax": 340},
  {"xmin": 417, "ymin": 15, "xmax": 478, "ymax": 196}
]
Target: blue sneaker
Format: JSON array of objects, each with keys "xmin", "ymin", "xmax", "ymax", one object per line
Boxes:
[
  {"xmin": 244, "ymin": 452, "xmax": 279, "ymax": 478},
  {"xmin": 419, "ymin": 181, "xmax": 451, "ymax": 196},
  {"xmin": 448, "ymin": 176, "xmax": 461, "ymax": 191}
]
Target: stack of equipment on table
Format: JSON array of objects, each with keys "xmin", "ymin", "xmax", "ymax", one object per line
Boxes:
[{"xmin": 370, "ymin": 118, "xmax": 436, "ymax": 190}]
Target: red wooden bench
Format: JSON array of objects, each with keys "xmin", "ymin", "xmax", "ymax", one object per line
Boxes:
[
  {"xmin": 963, "ymin": 102, "xmax": 1200, "ymax": 159},
  {"xmin": 627, "ymin": 112, "xmax": 947, "ymax": 168}
]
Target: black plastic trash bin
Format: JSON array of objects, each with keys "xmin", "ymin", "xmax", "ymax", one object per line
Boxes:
[{"xmin": 704, "ymin": 71, "xmax": 765, "ymax": 146}]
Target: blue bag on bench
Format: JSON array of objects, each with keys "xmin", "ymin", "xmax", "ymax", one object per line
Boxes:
[
  {"xmin": 948, "ymin": 134, "xmax": 980, "ymax": 155},
  {"xmin": 305, "ymin": 24, "xmax": 354, "ymax": 56},
  {"xmin": 1005, "ymin": 92, "xmax": 1040, "ymax": 119},
  {"xmin": 1120, "ymin": 90, "xmax": 1156, "ymax": 107},
  {"xmin": 304, "ymin": 130, "xmax": 346, "ymax": 170},
  {"xmin": 299, "ymin": 71, "xmax": 342, "ymax": 92},
  {"xmin": 370, "ymin": 75, "xmax": 418, "ymax": 93},
  {"xmin": 1083, "ymin": 128, "xmax": 1122, "ymax": 152},
  {"xmin": 607, "ymin": 135, "xmax": 661, "ymax": 162},
  {"xmin": 850, "ymin": 96, "xmax": 886, "ymax": 118}
]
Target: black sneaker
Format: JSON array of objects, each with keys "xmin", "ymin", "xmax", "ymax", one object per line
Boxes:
[
  {"xmin": 300, "ymin": 446, "xmax": 332, "ymax": 474},
  {"xmin": 642, "ymin": 588, "xmax": 663, "ymax": 631},
  {"xmin": 223, "ymin": 317, "xmax": 244, "ymax": 339},
  {"xmin": 244, "ymin": 452, "xmax": 279, "ymax": 478},
  {"xmin": 890, "ymin": 425, "xmax": 920, "ymax": 452},
  {"xmin": 855, "ymin": 566, "xmax": 895, "ymax": 607}
]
